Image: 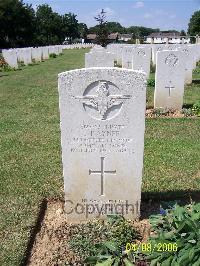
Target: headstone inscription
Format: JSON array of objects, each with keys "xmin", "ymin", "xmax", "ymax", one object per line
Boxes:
[{"xmin": 58, "ymin": 67, "xmax": 147, "ymax": 221}]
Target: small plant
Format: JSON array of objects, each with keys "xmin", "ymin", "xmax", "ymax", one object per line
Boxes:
[
  {"xmin": 147, "ymin": 79, "xmax": 155, "ymax": 87},
  {"xmin": 0, "ymin": 55, "xmax": 13, "ymax": 72},
  {"xmin": 192, "ymin": 101, "xmax": 200, "ymax": 117},
  {"xmin": 49, "ymin": 53, "xmax": 57, "ymax": 58},
  {"xmin": 85, "ymin": 241, "xmax": 136, "ymax": 265},
  {"xmin": 181, "ymin": 108, "xmax": 194, "ymax": 117},
  {"xmin": 152, "ymin": 108, "xmax": 169, "ymax": 117},
  {"xmin": 69, "ymin": 215, "xmax": 138, "ymax": 263},
  {"xmin": 145, "ymin": 203, "xmax": 200, "ymax": 265}
]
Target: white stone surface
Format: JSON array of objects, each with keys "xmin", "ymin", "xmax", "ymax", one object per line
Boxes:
[
  {"xmin": 154, "ymin": 50, "xmax": 185, "ymax": 110},
  {"xmin": 23, "ymin": 48, "xmax": 32, "ymax": 65},
  {"xmin": 85, "ymin": 51, "xmax": 114, "ymax": 67},
  {"xmin": 58, "ymin": 67, "xmax": 147, "ymax": 221},
  {"xmin": 49, "ymin": 46, "xmax": 57, "ymax": 55},
  {"xmin": 122, "ymin": 46, "xmax": 134, "ymax": 69},
  {"xmin": 2, "ymin": 49, "xmax": 18, "ymax": 68},
  {"xmin": 179, "ymin": 46, "xmax": 195, "ymax": 84},
  {"xmin": 42, "ymin": 46, "xmax": 49, "ymax": 60},
  {"xmin": 132, "ymin": 47, "xmax": 151, "ymax": 77},
  {"xmin": 152, "ymin": 45, "xmax": 164, "ymax": 65},
  {"xmin": 31, "ymin": 47, "xmax": 42, "ymax": 62}
]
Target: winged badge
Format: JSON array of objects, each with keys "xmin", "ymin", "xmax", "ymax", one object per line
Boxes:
[{"xmin": 74, "ymin": 81, "xmax": 131, "ymax": 120}]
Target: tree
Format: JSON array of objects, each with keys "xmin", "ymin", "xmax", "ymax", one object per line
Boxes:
[
  {"xmin": 62, "ymin": 13, "xmax": 79, "ymax": 42},
  {"xmin": 188, "ymin": 10, "xmax": 200, "ymax": 36},
  {"xmin": 78, "ymin": 23, "xmax": 88, "ymax": 39},
  {"xmin": 35, "ymin": 4, "xmax": 63, "ymax": 45},
  {"xmin": 126, "ymin": 26, "xmax": 159, "ymax": 39},
  {"xmin": 106, "ymin": 22, "xmax": 125, "ymax": 33},
  {"xmin": 94, "ymin": 9, "xmax": 109, "ymax": 47},
  {"xmin": 0, "ymin": 0, "xmax": 36, "ymax": 48},
  {"xmin": 180, "ymin": 30, "xmax": 186, "ymax": 36}
]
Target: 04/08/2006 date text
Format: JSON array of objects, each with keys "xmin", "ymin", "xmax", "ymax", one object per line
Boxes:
[{"xmin": 125, "ymin": 242, "xmax": 178, "ymax": 253}]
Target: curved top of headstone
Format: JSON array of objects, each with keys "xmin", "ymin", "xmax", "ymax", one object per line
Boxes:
[{"xmin": 58, "ymin": 67, "xmax": 146, "ymax": 79}]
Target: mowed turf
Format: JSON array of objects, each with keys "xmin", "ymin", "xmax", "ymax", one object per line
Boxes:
[{"xmin": 0, "ymin": 49, "xmax": 200, "ymax": 265}]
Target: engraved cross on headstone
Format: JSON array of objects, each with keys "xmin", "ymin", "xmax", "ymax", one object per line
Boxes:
[
  {"xmin": 89, "ymin": 157, "xmax": 116, "ymax": 196},
  {"xmin": 165, "ymin": 81, "xmax": 175, "ymax": 97},
  {"xmin": 126, "ymin": 61, "xmax": 132, "ymax": 68}
]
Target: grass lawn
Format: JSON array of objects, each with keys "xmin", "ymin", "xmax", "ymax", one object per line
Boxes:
[{"xmin": 0, "ymin": 49, "xmax": 200, "ymax": 265}]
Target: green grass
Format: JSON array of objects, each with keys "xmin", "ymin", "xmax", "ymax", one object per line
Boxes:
[{"xmin": 0, "ymin": 49, "xmax": 200, "ymax": 265}]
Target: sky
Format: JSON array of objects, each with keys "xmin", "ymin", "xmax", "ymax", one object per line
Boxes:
[{"xmin": 24, "ymin": 0, "xmax": 200, "ymax": 31}]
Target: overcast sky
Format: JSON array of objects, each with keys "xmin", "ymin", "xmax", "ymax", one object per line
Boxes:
[{"xmin": 24, "ymin": 0, "xmax": 200, "ymax": 31}]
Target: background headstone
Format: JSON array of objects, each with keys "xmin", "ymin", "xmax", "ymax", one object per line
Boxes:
[{"xmin": 154, "ymin": 50, "xmax": 185, "ymax": 110}]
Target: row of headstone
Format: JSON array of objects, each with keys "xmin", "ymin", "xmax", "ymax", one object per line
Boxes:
[
  {"xmin": 57, "ymin": 43, "xmax": 200, "ymax": 222},
  {"xmin": 62, "ymin": 43, "xmax": 95, "ymax": 49},
  {"xmin": 85, "ymin": 43, "xmax": 200, "ymax": 111},
  {"xmin": 2, "ymin": 45, "xmax": 63, "ymax": 69}
]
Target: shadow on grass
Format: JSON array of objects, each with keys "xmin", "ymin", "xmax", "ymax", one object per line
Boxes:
[
  {"xmin": 28, "ymin": 63, "xmax": 40, "ymax": 67},
  {"xmin": 142, "ymin": 189, "xmax": 200, "ymax": 203},
  {"xmin": 21, "ymin": 198, "xmax": 48, "ymax": 266},
  {"xmin": 141, "ymin": 189, "xmax": 200, "ymax": 219},
  {"xmin": 192, "ymin": 79, "xmax": 200, "ymax": 84},
  {"xmin": 0, "ymin": 73, "xmax": 9, "ymax": 77},
  {"xmin": 182, "ymin": 103, "xmax": 193, "ymax": 108}
]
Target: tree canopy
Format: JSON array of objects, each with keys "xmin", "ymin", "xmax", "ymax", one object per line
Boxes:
[
  {"xmin": 0, "ymin": 0, "xmax": 194, "ymax": 48},
  {"xmin": 0, "ymin": 0, "xmax": 80, "ymax": 48},
  {"xmin": 94, "ymin": 9, "xmax": 109, "ymax": 47},
  {"xmin": 188, "ymin": 10, "xmax": 200, "ymax": 36},
  {"xmin": 0, "ymin": 0, "xmax": 35, "ymax": 48}
]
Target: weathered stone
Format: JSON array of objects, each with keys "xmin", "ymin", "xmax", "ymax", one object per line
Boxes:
[
  {"xmin": 132, "ymin": 47, "xmax": 151, "ymax": 77},
  {"xmin": 2, "ymin": 49, "xmax": 18, "ymax": 68},
  {"xmin": 58, "ymin": 67, "xmax": 147, "ymax": 221},
  {"xmin": 154, "ymin": 50, "xmax": 185, "ymax": 110},
  {"xmin": 85, "ymin": 51, "xmax": 114, "ymax": 67}
]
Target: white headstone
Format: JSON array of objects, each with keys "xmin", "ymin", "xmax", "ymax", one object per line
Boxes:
[
  {"xmin": 152, "ymin": 45, "xmax": 164, "ymax": 65},
  {"xmin": 31, "ymin": 47, "xmax": 42, "ymax": 62},
  {"xmin": 2, "ymin": 49, "xmax": 18, "ymax": 68},
  {"xmin": 23, "ymin": 48, "xmax": 32, "ymax": 65},
  {"xmin": 154, "ymin": 50, "xmax": 185, "ymax": 110},
  {"xmin": 58, "ymin": 67, "xmax": 147, "ymax": 221},
  {"xmin": 178, "ymin": 45, "xmax": 195, "ymax": 84},
  {"xmin": 42, "ymin": 46, "xmax": 49, "ymax": 60},
  {"xmin": 85, "ymin": 51, "xmax": 114, "ymax": 67},
  {"xmin": 132, "ymin": 47, "xmax": 151, "ymax": 77},
  {"xmin": 122, "ymin": 46, "xmax": 134, "ymax": 69}
]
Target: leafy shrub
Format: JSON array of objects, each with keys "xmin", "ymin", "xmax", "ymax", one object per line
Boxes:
[
  {"xmin": 85, "ymin": 215, "xmax": 146, "ymax": 265},
  {"xmin": 181, "ymin": 108, "xmax": 194, "ymax": 117},
  {"xmin": 192, "ymin": 101, "xmax": 200, "ymax": 117},
  {"xmin": 147, "ymin": 79, "xmax": 155, "ymax": 87},
  {"xmin": 152, "ymin": 108, "xmax": 169, "ymax": 117},
  {"xmin": 49, "ymin": 53, "xmax": 57, "ymax": 58},
  {"xmin": 193, "ymin": 68, "xmax": 200, "ymax": 74},
  {"xmin": 69, "ymin": 215, "xmax": 138, "ymax": 263},
  {"xmin": 85, "ymin": 241, "xmax": 137, "ymax": 265},
  {"xmin": 146, "ymin": 203, "xmax": 200, "ymax": 266}
]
